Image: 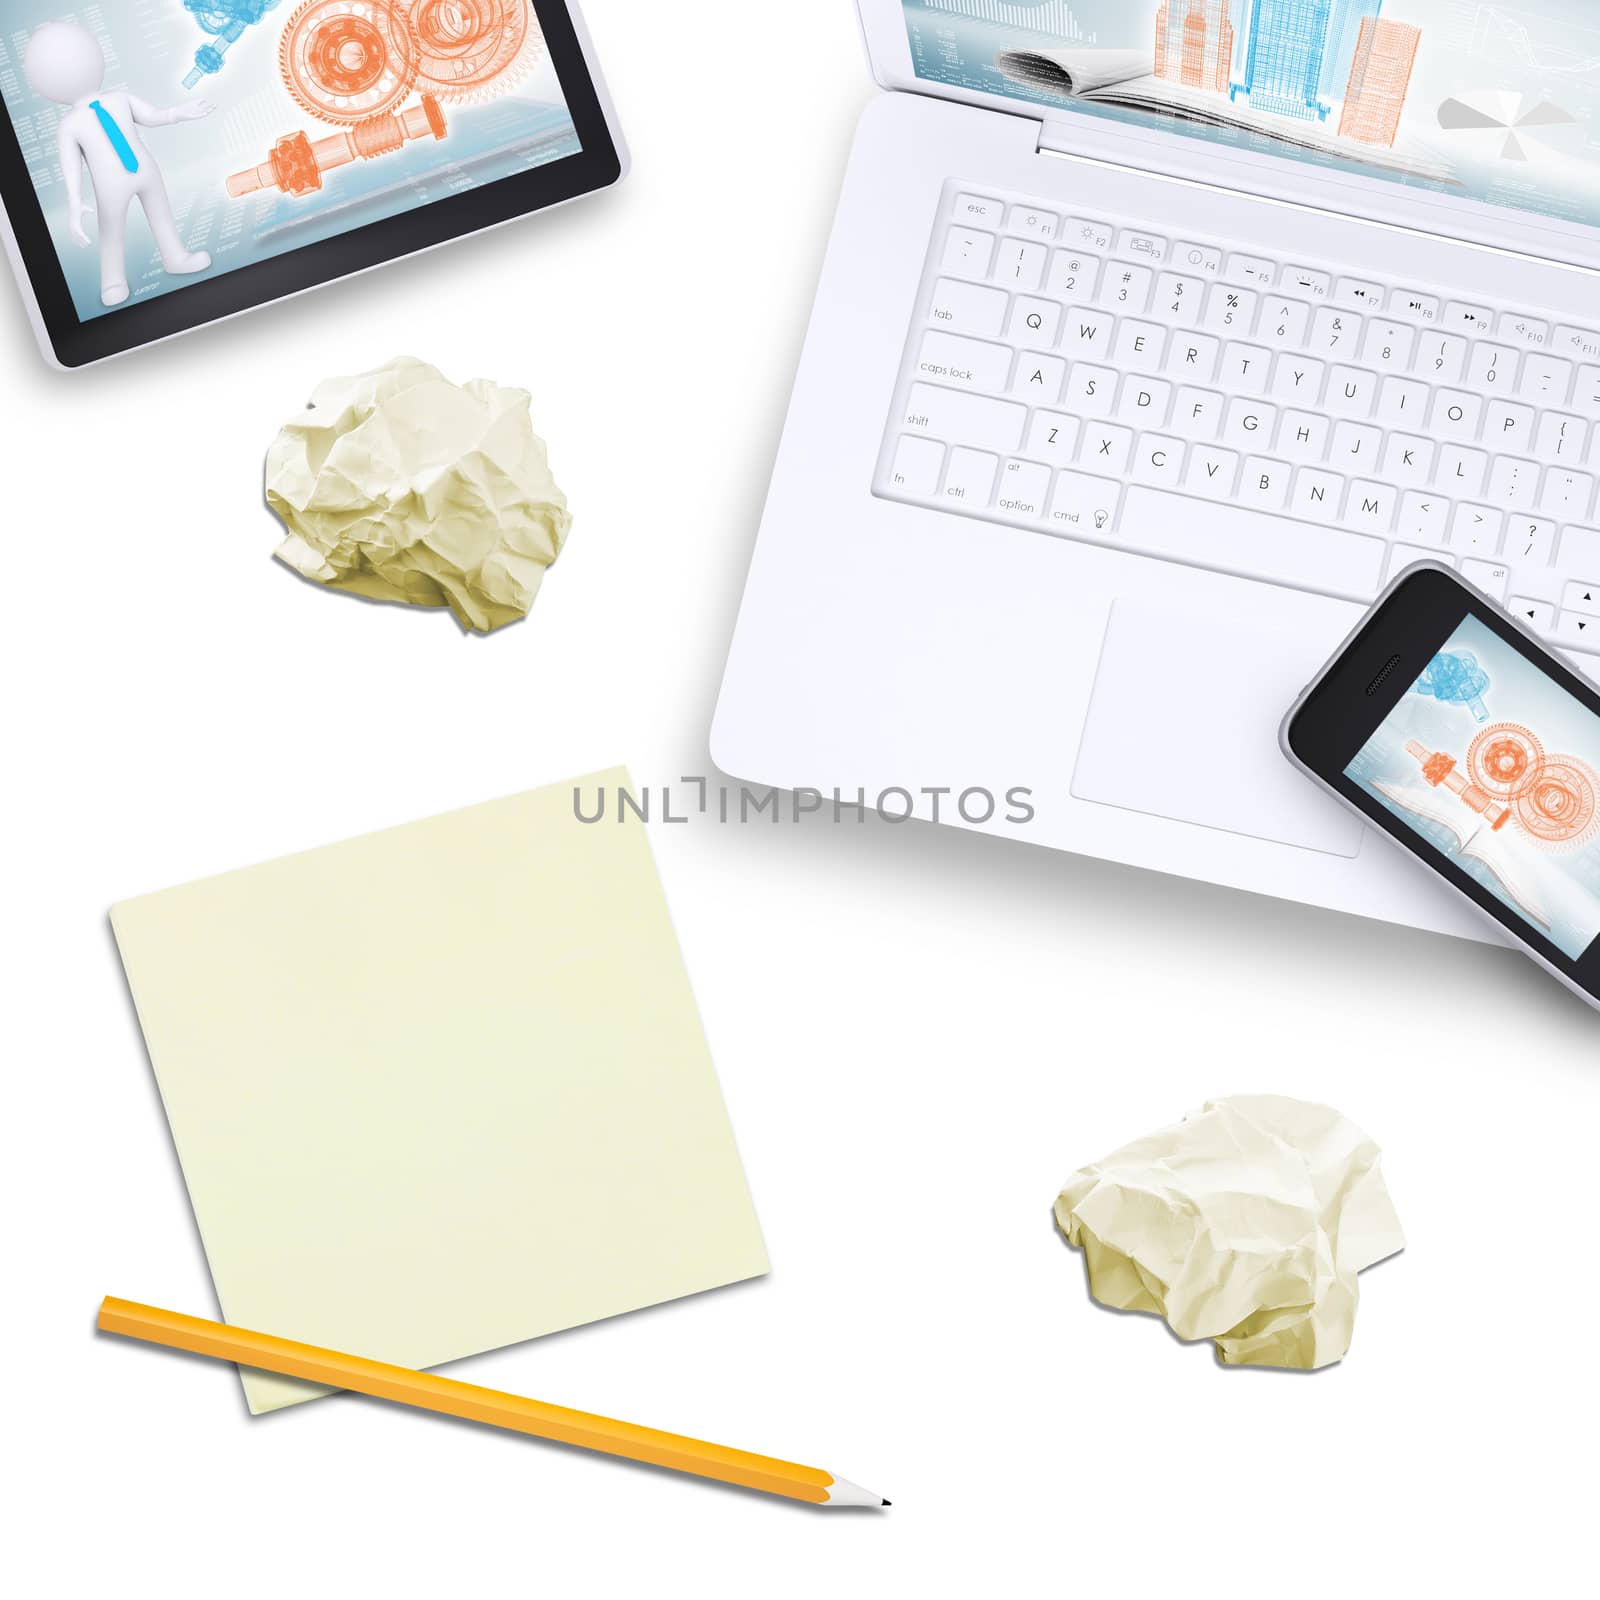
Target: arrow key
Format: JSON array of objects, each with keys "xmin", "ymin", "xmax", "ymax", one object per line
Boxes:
[
  {"xmin": 1556, "ymin": 609, "xmax": 1600, "ymax": 653},
  {"xmin": 1509, "ymin": 596, "xmax": 1556, "ymax": 634},
  {"xmin": 1562, "ymin": 579, "xmax": 1600, "ymax": 618},
  {"xmin": 1398, "ymin": 491, "xmax": 1449, "ymax": 544}
]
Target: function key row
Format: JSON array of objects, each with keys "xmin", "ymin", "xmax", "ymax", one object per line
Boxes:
[{"xmin": 945, "ymin": 194, "xmax": 1600, "ymax": 349}]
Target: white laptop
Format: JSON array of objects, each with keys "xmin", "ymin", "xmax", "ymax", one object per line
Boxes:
[{"xmin": 712, "ymin": 0, "xmax": 1600, "ymax": 942}]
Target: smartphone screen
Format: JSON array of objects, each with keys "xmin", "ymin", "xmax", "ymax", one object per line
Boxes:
[
  {"xmin": 1286, "ymin": 563, "xmax": 1600, "ymax": 1002},
  {"xmin": 1345, "ymin": 612, "xmax": 1600, "ymax": 960}
]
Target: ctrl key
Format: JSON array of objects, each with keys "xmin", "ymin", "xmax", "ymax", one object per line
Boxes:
[
  {"xmin": 943, "ymin": 447, "xmax": 999, "ymax": 508},
  {"xmin": 889, "ymin": 434, "xmax": 944, "ymax": 497}
]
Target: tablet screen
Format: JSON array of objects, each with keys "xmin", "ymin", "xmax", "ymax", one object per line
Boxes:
[{"xmin": 0, "ymin": 2, "xmax": 581, "ymax": 324}]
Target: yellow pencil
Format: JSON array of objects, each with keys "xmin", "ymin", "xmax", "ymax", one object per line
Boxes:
[{"xmin": 96, "ymin": 1297, "xmax": 886, "ymax": 1508}]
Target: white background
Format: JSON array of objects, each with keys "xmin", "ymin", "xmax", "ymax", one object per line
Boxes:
[{"xmin": 6, "ymin": 2, "xmax": 1599, "ymax": 1594}]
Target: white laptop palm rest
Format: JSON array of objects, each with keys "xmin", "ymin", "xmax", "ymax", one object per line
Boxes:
[{"xmin": 713, "ymin": 2, "xmax": 1600, "ymax": 942}]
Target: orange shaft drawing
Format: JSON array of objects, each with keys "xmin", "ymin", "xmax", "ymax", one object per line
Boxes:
[
  {"xmin": 1405, "ymin": 739, "xmax": 1511, "ymax": 829},
  {"xmin": 226, "ymin": 94, "xmax": 446, "ymax": 197}
]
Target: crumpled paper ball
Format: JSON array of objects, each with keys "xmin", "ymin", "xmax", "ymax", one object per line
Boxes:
[
  {"xmin": 1055, "ymin": 1095, "xmax": 1404, "ymax": 1370},
  {"xmin": 266, "ymin": 356, "xmax": 571, "ymax": 633}
]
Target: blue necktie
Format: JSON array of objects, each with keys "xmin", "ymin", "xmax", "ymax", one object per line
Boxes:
[{"xmin": 90, "ymin": 100, "xmax": 139, "ymax": 174}]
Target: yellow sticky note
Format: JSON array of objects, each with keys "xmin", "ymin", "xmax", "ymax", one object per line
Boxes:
[
  {"xmin": 1055, "ymin": 1096, "xmax": 1403, "ymax": 1370},
  {"xmin": 111, "ymin": 770, "xmax": 768, "ymax": 1412}
]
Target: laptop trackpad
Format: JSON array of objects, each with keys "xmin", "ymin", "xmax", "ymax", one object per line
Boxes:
[{"xmin": 1071, "ymin": 600, "xmax": 1365, "ymax": 857}]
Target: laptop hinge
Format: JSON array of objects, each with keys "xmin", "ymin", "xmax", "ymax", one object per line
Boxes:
[
  {"xmin": 974, "ymin": 88, "xmax": 1596, "ymax": 276},
  {"xmin": 1030, "ymin": 111, "xmax": 1400, "ymax": 239},
  {"xmin": 1034, "ymin": 116, "xmax": 1080, "ymax": 159}
]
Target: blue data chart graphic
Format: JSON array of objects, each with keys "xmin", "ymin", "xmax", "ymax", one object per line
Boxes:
[
  {"xmin": 1235, "ymin": 0, "xmax": 1334, "ymax": 120},
  {"xmin": 1465, "ymin": 4, "xmax": 1600, "ymax": 75},
  {"xmin": 916, "ymin": 0, "xmax": 1099, "ymax": 39}
]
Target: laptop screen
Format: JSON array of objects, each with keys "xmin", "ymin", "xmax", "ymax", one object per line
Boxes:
[{"xmin": 900, "ymin": 2, "xmax": 1600, "ymax": 237}]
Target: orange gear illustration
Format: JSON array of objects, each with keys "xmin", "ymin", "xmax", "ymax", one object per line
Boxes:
[
  {"xmin": 1513, "ymin": 756, "xmax": 1600, "ymax": 850},
  {"xmin": 405, "ymin": 0, "xmax": 536, "ymax": 100},
  {"xmin": 1404, "ymin": 740, "xmax": 1512, "ymax": 828},
  {"xmin": 1468, "ymin": 722, "xmax": 1544, "ymax": 798},
  {"xmin": 280, "ymin": 0, "xmax": 421, "ymax": 123},
  {"xmin": 1419, "ymin": 750, "xmax": 1456, "ymax": 787},
  {"xmin": 255, "ymin": 129, "xmax": 320, "ymax": 194}
]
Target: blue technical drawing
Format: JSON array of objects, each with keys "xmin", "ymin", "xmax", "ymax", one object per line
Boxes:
[
  {"xmin": 1225, "ymin": 0, "xmax": 1251, "ymax": 82},
  {"xmin": 182, "ymin": 0, "xmax": 282, "ymax": 90},
  {"xmin": 1232, "ymin": 0, "xmax": 1334, "ymax": 121},
  {"xmin": 1318, "ymin": 0, "xmax": 1382, "ymax": 102},
  {"xmin": 1413, "ymin": 651, "xmax": 1492, "ymax": 722}
]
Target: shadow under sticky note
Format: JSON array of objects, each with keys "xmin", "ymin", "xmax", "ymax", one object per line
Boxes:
[
  {"xmin": 1071, "ymin": 601, "xmax": 1365, "ymax": 857},
  {"xmin": 111, "ymin": 769, "xmax": 768, "ymax": 1413}
]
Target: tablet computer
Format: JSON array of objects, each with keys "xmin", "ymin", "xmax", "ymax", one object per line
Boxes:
[{"xmin": 0, "ymin": 1, "xmax": 625, "ymax": 368}]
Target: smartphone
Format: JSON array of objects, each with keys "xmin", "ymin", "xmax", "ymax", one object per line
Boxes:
[{"xmin": 1282, "ymin": 560, "xmax": 1600, "ymax": 1013}]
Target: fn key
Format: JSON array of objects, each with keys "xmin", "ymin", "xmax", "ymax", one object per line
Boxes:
[{"xmin": 890, "ymin": 435, "xmax": 944, "ymax": 496}]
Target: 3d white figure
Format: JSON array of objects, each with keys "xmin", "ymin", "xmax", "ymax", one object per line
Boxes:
[{"xmin": 24, "ymin": 22, "xmax": 215, "ymax": 307}]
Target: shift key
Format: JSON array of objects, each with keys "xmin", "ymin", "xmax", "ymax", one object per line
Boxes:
[{"xmin": 901, "ymin": 382, "xmax": 1026, "ymax": 454}]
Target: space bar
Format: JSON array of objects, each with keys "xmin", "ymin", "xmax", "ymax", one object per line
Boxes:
[{"xmin": 1119, "ymin": 487, "xmax": 1386, "ymax": 600}]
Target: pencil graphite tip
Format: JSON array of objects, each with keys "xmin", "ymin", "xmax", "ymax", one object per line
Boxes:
[{"xmin": 823, "ymin": 1475, "xmax": 887, "ymax": 1508}]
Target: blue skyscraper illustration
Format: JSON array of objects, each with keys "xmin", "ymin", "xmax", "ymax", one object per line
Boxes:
[
  {"xmin": 1318, "ymin": 0, "xmax": 1382, "ymax": 101},
  {"xmin": 1222, "ymin": 0, "xmax": 1252, "ymax": 82},
  {"xmin": 1232, "ymin": 0, "xmax": 1334, "ymax": 122}
]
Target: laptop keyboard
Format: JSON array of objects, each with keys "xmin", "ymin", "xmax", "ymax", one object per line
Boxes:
[{"xmin": 875, "ymin": 181, "xmax": 1600, "ymax": 657}]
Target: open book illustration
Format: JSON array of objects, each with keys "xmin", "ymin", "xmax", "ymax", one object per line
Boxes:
[
  {"xmin": 1373, "ymin": 779, "xmax": 1551, "ymax": 929},
  {"xmin": 995, "ymin": 48, "xmax": 1459, "ymax": 187}
]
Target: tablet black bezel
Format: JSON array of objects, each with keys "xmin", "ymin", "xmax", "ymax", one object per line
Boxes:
[
  {"xmin": 0, "ymin": 1, "xmax": 619, "ymax": 368},
  {"xmin": 1286, "ymin": 563, "xmax": 1600, "ymax": 999}
]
